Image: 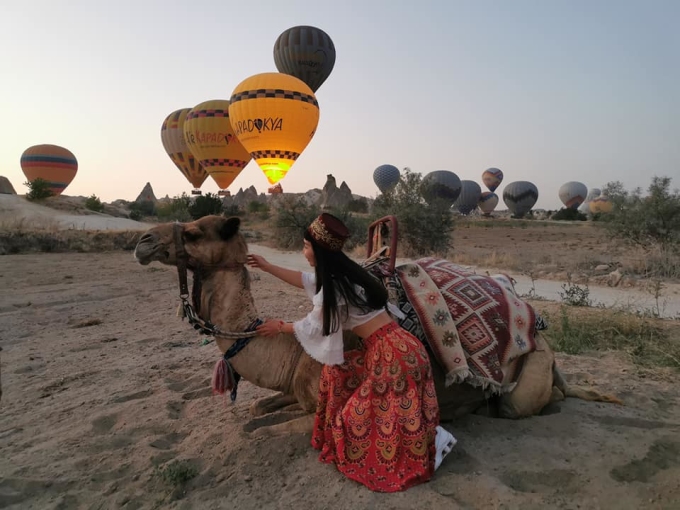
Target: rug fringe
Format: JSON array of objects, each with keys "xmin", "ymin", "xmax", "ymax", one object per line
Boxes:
[{"xmin": 444, "ymin": 369, "xmax": 517, "ymax": 396}]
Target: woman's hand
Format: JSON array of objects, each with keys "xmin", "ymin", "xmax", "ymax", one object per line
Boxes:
[
  {"xmin": 247, "ymin": 254, "xmax": 271, "ymax": 272},
  {"xmin": 256, "ymin": 319, "xmax": 284, "ymax": 337}
]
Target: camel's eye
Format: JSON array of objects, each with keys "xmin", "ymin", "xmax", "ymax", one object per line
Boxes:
[{"xmin": 183, "ymin": 229, "xmax": 203, "ymax": 242}]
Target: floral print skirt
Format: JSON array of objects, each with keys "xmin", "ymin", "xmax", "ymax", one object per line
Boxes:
[{"xmin": 311, "ymin": 321, "xmax": 440, "ymax": 492}]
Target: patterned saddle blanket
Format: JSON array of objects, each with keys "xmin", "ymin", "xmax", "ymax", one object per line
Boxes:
[{"xmin": 367, "ymin": 256, "xmax": 547, "ymax": 395}]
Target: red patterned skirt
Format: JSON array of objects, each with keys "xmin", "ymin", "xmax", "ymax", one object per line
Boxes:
[{"xmin": 311, "ymin": 321, "xmax": 440, "ymax": 492}]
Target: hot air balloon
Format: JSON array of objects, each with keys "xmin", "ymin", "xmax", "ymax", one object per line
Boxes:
[
  {"xmin": 228, "ymin": 72, "xmax": 320, "ymax": 186},
  {"xmin": 454, "ymin": 180, "xmax": 482, "ymax": 215},
  {"xmin": 590, "ymin": 195, "xmax": 613, "ymax": 214},
  {"xmin": 183, "ymin": 100, "xmax": 252, "ymax": 195},
  {"xmin": 558, "ymin": 181, "xmax": 588, "ymax": 210},
  {"xmin": 20, "ymin": 144, "xmax": 78, "ymax": 196},
  {"xmin": 273, "ymin": 25, "xmax": 336, "ymax": 93},
  {"xmin": 482, "ymin": 167, "xmax": 504, "ymax": 192},
  {"xmin": 578, "ymin": 187, "xmax": 601, "ymax": 214},
  {"xmin": 478, "ymin": 191, "xmax": 499, "ymax": 216},
  {"xmin": 161, "ymin": 109, "xmax": 209, "ymax": 194},
  {"xmin": 421, "ymin": 170, "xmax": 462, "ymax": 207},
  {"xmin": 373, "ymin": 164, "xmax": 400, "ymax": 193},
  {"xmin": 503, "ymin": 181, "xmax": 538, "ymax": 218}
]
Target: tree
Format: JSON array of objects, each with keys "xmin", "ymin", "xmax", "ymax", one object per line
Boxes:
[
  {"xmin": 371, "ymin": 168, "xmax": 455, "ymax": 257},
  {"xmin": 602, "ymin": 176, "xmax": 680, "ymax": 250},
  {"xmin": 188, "ymin": 193, "xmax": 223, "ymax": 220},
  {"xmin": 84, "ymin": 194, "xmax": 105, "ymax": 212},
  {"xmin": 24, "ymin": 178, "xmax": 53, "ymax": 200}
]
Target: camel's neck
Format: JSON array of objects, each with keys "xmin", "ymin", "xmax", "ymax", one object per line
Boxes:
[{"xmin": 195, "ymin": 267, "xmax": 303, "ymax": 395}]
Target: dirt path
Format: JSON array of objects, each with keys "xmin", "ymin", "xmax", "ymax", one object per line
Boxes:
[{"xmin": 1, "ymin": 252, "xmax": 679, "ymax": 509}]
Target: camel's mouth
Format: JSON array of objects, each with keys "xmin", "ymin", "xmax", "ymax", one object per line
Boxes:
[{"xmin": 134, "ymin": 240, "xmax": 170, "ymax": 265}]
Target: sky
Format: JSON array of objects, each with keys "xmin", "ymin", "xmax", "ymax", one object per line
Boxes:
[{"xmin": 1, "ymin": 0, "xmax": 679, "ymax": 210}]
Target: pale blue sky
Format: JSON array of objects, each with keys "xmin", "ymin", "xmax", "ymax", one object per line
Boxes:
[{"xmin": 1, "ymin": 0, "xmax": 678, "ymax": 209}]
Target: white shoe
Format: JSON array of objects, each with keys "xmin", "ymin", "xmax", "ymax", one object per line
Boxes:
[{"xmin": 434, "ymin": 425, "xmax": 457, "ymax": 471}]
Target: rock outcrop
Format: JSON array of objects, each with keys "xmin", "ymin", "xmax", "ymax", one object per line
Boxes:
[
  {"xmin": 321, "ymin": 174, "xmax": 353, "ymax": 210},
  {"xmin": 135, "ymin": 182, "xmax": 157, "ymax": 204},
  {"xmin": 0, "ymin": 176, "xmax": 16, "ymax": 194}
]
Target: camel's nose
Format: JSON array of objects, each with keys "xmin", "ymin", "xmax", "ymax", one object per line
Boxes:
[{"xmin": 138, "ymin": 233, "xmax": 155, "ymax": 244}]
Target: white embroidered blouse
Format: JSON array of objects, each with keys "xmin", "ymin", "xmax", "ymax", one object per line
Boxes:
[{"xmin": 292, "ymin": 272, "xmax": 403, "ymax": 366}]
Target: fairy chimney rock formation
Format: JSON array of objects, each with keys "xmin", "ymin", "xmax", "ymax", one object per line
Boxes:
[
  {"xmin": 322, "ymin": 174, "xmax": 353, "ymax": 210},
  {"xmin": 0, "ymin": 176, "xmax": 16, "ymax": 194},
  {"xmin": 135, "ymin": 182, "xmax": 157, "ymax": 204}
]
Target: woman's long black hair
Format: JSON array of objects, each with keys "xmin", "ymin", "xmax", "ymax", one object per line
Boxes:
[{"xmin": 304, "ymin": 229, "xmax": 388, "ymax": 336}]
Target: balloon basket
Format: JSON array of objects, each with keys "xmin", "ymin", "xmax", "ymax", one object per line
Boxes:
[
  {"xmin": 218, "ymin": 190, "xmax": 231, "ymax": 197},
  {"xmin": 191, "ymin": 189, "xmax": 202, "ymax": 195}
]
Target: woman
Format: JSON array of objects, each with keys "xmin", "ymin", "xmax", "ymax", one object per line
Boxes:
[{"xmin": 247, "ymin": 212, "xmax": 456, "ymax": 492}]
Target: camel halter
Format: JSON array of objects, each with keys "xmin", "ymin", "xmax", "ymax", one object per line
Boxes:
[{"xmin": 173, "ymin": 222, "xmax": 258, "ymax": 339}]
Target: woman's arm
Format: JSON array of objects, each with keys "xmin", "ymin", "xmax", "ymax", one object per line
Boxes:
[{"xmin": 247, "ymin": 254, "xmax": 303, "ymax": 289}]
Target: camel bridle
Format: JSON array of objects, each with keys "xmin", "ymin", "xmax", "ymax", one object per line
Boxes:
[{"xmin": 172, "ymin": 222, "xmax": 258, "ymax": 339}]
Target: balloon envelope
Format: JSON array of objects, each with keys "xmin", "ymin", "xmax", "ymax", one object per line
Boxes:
[
  {"xmin": 478, "ymin": 191, "xmax": 499, "ymax": 215},
  {"xmin": 482, "ymin": 167, "xmax": 503, "ymax": 192},
  {"xmin": 273, "ymin": 25, "xmax": 336, "ymax": 93},
  {"xmin": 454, "ymin": 180, "xmax": 482, "ymax": 215},
  {"xmin": 183, "ymin": 100, "xmax": 252, "ymax": 191},
  {"xmin": 578, "ymin": 188, "xmax": 601, "ymax": 214},
  {"xmin": 161, "ymin": 109, "xmax": 209, "ymax": 189},
  {"xmin": 228, "ymin": 72, "xmax": 320, "ymax": 185},
  {"xmin": 20, "ymin": 144, "xmax": 78, "ymax": 196},
  {"xmin": 503, "ymin": 181, "xmax": 539, "ymax": 218},
  {"xmin": 590, "ymin": 195, "xmax": 613, "ymax": 214},
  {"xmin": 373, "ymin": 164, "xmax": 400, "ymax": 193},
  {"xmin": 558, "ymin": 181, "xmax": 588, "ymax": 210},
  {"xmin": 421, "ymin": 170, "xmax": 462, "ymax": 206}
]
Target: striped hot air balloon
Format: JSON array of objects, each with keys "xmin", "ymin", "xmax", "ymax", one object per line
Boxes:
[
  {"xmin": 502, "ymin": 181, "xmax": 539, "ymax": 218},
  {"xmin": 454, "ymin": 180, "xmax": 482, "ymax": 215},
  {"xmin": 558, "ymin": 181, "xmax": 588, "ymax": 210},
  {"xmin": 20, "ymin": 144, "xmax": 78, "ymax": 196},
  {"xmin": 273, "ymin": 25, "xmax": 336, "ymax": 93},
  {"xmin": 421, "ymin": 170, "xmax": 462, "ymax": 206},
  {"xmin": 482, "ymin": 167, "xmax": 504, "ymax": 192},
  {"xmin": 478, "ymin": 191, "xmax": 499, "ymax": 216},
  {"xmin": 161, "ymin": 108, "xmax": 209, "ymax": 192}
]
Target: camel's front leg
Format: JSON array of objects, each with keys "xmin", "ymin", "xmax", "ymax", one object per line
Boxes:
[
  {"xmin": 249, "ymin": 413, "xmax": 315, "ymax": 437},
  {"xmin": 249, "ymin": 392, "xmax": 300, "ymax": 417}
]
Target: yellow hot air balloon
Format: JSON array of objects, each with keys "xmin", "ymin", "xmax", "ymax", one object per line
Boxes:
[
  {"xmin": 161, "ymin": 108, "xmax": 209, "ymax": 193},
  {"xmin": 183, "ymin": 100, "xmax": 252, "ymax": 194},
  {"xmin": 228, "ymin": 72, "xmax": 320, "ymax": 185}
]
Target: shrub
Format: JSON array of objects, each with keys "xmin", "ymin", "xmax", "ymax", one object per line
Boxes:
[
  {"xmin": 24, "ymin": 178, "xmax": 53, "ymax": 201},
  {"xmin": 272, "ymin": 196, "xmax": 319, "ymax": 250},
  {"xmin": 129, "ymin": 200, "xmax": 156, "ymax": 221},
  {"xmin": 84, "ymin": 194, "xmax": 105, "ymax": 212},
  {"xmin": 551, "ymin": 208, "xmax": 587, "ymax": 221},
  {"xmin": 188, "ymin": 192, "xmax": 223, "ymax": 220},
  {"xmin": 156, "ymin": 194, "xmax": 192, "ymax": 222}
]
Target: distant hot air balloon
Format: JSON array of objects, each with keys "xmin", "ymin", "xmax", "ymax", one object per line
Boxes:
[
  {"xmin": 183, "ymin": 100, "xmax": 252, "ymax": 195},
  {"xmin": 578, "ymin": 187, "xmax": 601, "ymax": 214},
  {"xmin": 373, "ymin": 164, "xmax": 400, "ymax": 193},
  {"xmin": 454, "ymin": 180, "xmax": 482, "ymax": 215},
  {"xmin": 478, "ymin": 191, "xmax": 499, "ymax": 216},
  {"xmin": 273, "ymin": 25, "xmax": 336, "ymax": 93},
  {"xmin": 421, "ymin": 170, "xmax": 462, "ymax": 207},
  {"xmin": 20, "ymin": 144, "xmax": 78, "ymax": 196},
  {"xmin": 228, "ymin": 72, "xmax": 320, "ymax": 186},
  {"xmin": 503, "ymin": 181, "xmax": 539, "ymax": 218},
  {"xmin": 558, "ymin": 181, "xmax": 588, "ymax": 210},
  {"xmin": 482, "ymin": 167, "xmax": 504, "ymax": 192},
  {"xmin": 161, "ymin": 109, "xmax": 209, "ymax": 194},
  {"xmin": 590, "ymin": 195, "xmax": 613, "ymax": 214}
]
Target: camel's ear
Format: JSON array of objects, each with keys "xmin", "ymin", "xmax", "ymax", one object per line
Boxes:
[{"xmin": 219, "ymin": 216, "xmax": 241, "ymax": 241}]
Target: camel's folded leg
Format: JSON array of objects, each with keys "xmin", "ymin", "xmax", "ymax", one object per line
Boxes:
[
  {"xmin": 249, "ymin": 392, "xmax": 300, "ymax": 417},
  {"xmin": 250, "ymin": 413, "xmax": 315, "ymax": 437},
  {"xmin": 552, "ymin": 365, "xmax": 623, "ymax": 405}
]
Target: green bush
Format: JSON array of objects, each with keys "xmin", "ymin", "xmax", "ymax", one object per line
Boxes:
[
  {"xmin": 156, "ymin": 194, "xmax": 192, "ymax": 222},
  {"xmin": 272, "ymin": 196, "xmax": 319, "ymax": 250},
  {"xmin": 24, "ymin": 178, "xmax": 53, "ymax": 201},
  {"xmin": 84, "ymin": 194, "xmax": 105, "ymax": 212},
  {"xmin": 551, "ymin": 208, "xmax": 587, "ymax": 221},
  {"xmin": 371, "ymin": 168, "xmax": 455, "ymax": 257},
  {"xmin": 129, "ymin": 200, "xmax": 156, "ymax": 221},
  {"xmin": 188, "ymin": 192, "xmax": 223, "ymax": 220}
]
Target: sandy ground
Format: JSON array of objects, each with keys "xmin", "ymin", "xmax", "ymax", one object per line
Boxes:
[{"xmin": 1, "ymin": 250, "xmax": 679, "ymax": 510}]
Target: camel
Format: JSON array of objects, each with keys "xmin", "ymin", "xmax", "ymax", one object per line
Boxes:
[{"xmin": 134, "ymin": 215, "xmax": 620, "ymax": 436}]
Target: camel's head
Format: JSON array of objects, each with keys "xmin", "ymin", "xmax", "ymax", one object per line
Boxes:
[{"xmin": 134, "ymin": 215, "xmax": 247, "ymax": 269}]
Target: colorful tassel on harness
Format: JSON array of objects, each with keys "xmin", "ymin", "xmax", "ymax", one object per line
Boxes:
[{"xmin": 211, "ymin": 358, "xmax": 233, "ymax": 395}]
